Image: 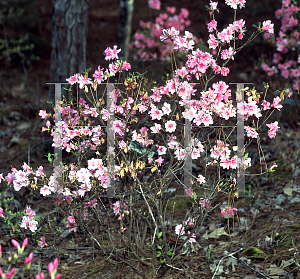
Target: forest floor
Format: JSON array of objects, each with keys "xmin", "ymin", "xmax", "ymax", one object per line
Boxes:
[{"xmin": 1, "ymin": 0, "xmax": 300, "ymax": 278}]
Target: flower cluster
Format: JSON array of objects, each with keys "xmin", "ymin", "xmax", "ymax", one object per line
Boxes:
[
  {"xmin": 38, "ymin": 236, "xmax": 47, "ymax": 248},
  {"xmin": 199, "ymin": 198, "xmax": 210, "ymax": 208},
  {"xmin": 66, "ymin": 216, "xmax": 77, "ymax": 232},
  {"xmin": 220, "ymin": 206, "xmax": 237, "ymax": 217},
  {"xmin": 175, "ymin": 222, "xmax": 196, "ymax": 243},
  {"xmin": 261, "ymin": 0, "xmax": 300, "ymax": 93},
  {"xmin": 110, "ymin": 199, "xmax": 130, "ymax": 220},
  {"xmin": 130, "ymin": 5, "xmax": 200, "ymax": 62},
  {"xmin": 148, "ymin": 0, "xmax": 160, "ymax": 10},
  {"xmin": 225, "ymin": 0, "xmax": 246, "ymax": 10},
  {"xmin": 266, "ymin": 121, "xmax": 280, "ymax": 139},
  {"xmin": 0, "ymin": 238, "xmax": 60, "ymax": 279},
  {"xmin": 20, "ymin": 206, "xmax": 38, "ymax": 233},
  {"xmin": 36, "ymin": 258, "xmax": 61, "ymax": 279}
]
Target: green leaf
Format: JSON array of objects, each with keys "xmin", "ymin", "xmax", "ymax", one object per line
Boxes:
[
  {"xmin": 245, "ymin": 153, "xmax": 249, "ymax": 159},
  {"xmin": 252, "ymin": 24, "xmax": 258, "ymax": 28},
  {"xmin": 167, "ymin": 250, "xmax": 175, "ymax": 256},
  {"xmin": 156, "ymin": 232, "xmax": 162, "ymax": 238},
  {"xmin": 157, "ymin": 245, "xmax": 162, "ymax": 250},
  {"xmin": 128, "ymin": 141, "xmax": 155, "ymax": 158},
  {"xmin": 263, "ymin": 82, "xmax": 269, "ymax": 89},
  {"xmin": 156, "ymin": 252, "xmax": 161, "ymax": 257}
]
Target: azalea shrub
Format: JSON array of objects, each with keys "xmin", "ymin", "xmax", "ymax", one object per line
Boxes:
[
  {"xmin": 0, "ymin": 0, "xmax": 285, "ymax": 277},
  {"xmin": 129, "ymin": 3, "xmax": 203, "ymax": 63},
  {"xmin": 258, "ymin": 0, "xmax": 300, "ymax": 101}
]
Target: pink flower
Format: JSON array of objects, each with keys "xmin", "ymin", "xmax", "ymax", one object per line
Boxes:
[
  {"xmin": 36, "ymin": 272, "xmax": 45, "ymax": 279},
  {"xmin": 39, "ymin": 110, "xmax": 48, "ymax": 119},
  {"xmin": 166, "ymin": 6, "xmax": 176, "ymax": 14},
  {"xmin": 262, "ymin": 20, "xmax": 274, "ymax": 34},
  {"xmin": 221, "ymin": 206, "xmax": 237, "ymax": 217},
  {"xmin": 104, "ymin": 45, "xmax": 121, "ymax": 61},
  {"xmin": 225, "ymin": 0, "xmax": 246, "ymax": 9},
  {"xmin": 266, "ymin": 121, "xmax": 280, "ymax": 138},
  {"xmin": 40, "ymin": 186, "xmax": 52, "ymax": 196},
  {"xmin": 245, "ymin": 126, "xmax": 258, "ymax": 138},
  {"xmin": 185, "ymin": 187, "xmax": 194, "ymax": 197},
  {"xmin": 156, "ymin": 156, "xmax": 164, "ymax": 167},
  {"xmin": 78, "ymin": 75, "xmax": 92, "ymax": 89},
  {"xmin": 38, "ymin": 236, "xmax": 47, "ymax": 248},
  {"xmin": 262, "ymin": 100, "xmax": 270, "ymax": 110},
  {"xmin": 184, "ymin": 217, "xmax": 194, "ymax": 226},
  {"xmin": 187, "ymin": 231, "xmax": 196, "ymax": 243},
  {"xmin": 35, "ymin": 166, "xmax": 44, "ymax": 177},
  {"xmin": 138, "ymin": 104, "xmax": 148, "ymax": 113},
  {"xmin": 26, "ymin": 206, "xmax": 35, "ymax": 219},
  {"xmin": 5, "ymin": 268, "xmax": 16, "ymax": 279},
  {"xmin": 221, "ymin": 47, "xmax": 235, "ymax": 60},
  {"xmin": 199, "ymin": 198, "xmax": 210, "ymax": 208},
  {"xmin": 0, "ymin": 207, "xmax": 3, "ymax": 218},
  {"xmin": 165, "ymin": 120, "xmax": 176, "ymax": 133},
  {"xmin": 210, "ymin": 1, "xmax": 219, "ymax": 11},
  {"xmin": 11, "ymin": 239, "xmax": 20, "ymax": 250},
  {"xmin": 5, "ymin": 173, "xmax": 15, "ymax": 185},
  {"xmin": 48, "ymin": 258, "xmax": 59, "ymax": 277},
  {"xmin": 271, "ymin": 96, "xmax": 282, "ymax": 110},
  {"xmin": 93, "ymin": 66, "xmax": 104, "ymax": 83},
  {"xmin": 25, "ymin": 252, "xmax": 33, "ymax": 265},
  {"xmin": 175, "ymin": 224, "xmax": 185, "ymax": 236},
  {"xmin": 220, "ymin": 156, "xmax": 231, "ymax": 169},
  {"xmin": 149, "ymin": 107, "xmax": 163, "ymax": 120},
  {"xmin": 157, "ymin": 145, "xmax": 167, "ymax": 155},
  {"xmin": 207, "ymin": 19, "xmax": 217, "ymax": 32},
  {"xmin": 66, "ymin": 73, "xmax": 79, "ymax": 85},
  {"xmin": 202, "ymin": 114, "xmax": 213, "ymax": 126},
  {"xmin": 220, "ymin": 67, "xmax": 230, "ymax": 76},
  {"xmin": 162, "ymin": 102, "xmax": 171, "ymax": 115},
  {"xmin": 121, "ymin": 61, "xmax": 131, "ymax": 71},
  {"xmin": 66, "ymin": 216, "xmax": 77, "ymax": 232},
  {"xmin": 148, "ymin": 0, "xmax": 161, "ymax": 10}
]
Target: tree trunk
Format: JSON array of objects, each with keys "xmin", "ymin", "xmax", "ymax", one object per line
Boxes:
[
  {"xmin": 117, "ymin": 0, "xmax": 134, "ymax": 61},
  {"xmin": 49, "ymin": 0, "xmax": 89, "ymax": 110}
]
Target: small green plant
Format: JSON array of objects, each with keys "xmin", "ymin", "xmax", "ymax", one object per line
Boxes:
[
  {"xmin": 0, "ymin": 0, "xmax": 40, "ymax": 68},
  {"xmin": 155, "ymin": 232, "xmax": 175, "ymax": 264}
]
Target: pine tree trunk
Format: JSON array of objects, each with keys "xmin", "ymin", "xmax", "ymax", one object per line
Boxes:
[
  {"xmin": 117, "ymin": 0, "xmax": 134, "ymax": 61},
  {"xmin": 49, "ymin": 0, "xmax": 89, "ymax": 109}
]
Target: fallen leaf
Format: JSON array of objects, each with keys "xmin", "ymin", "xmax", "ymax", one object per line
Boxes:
[
  {"xmin": 202, "ymin": 227, "xmax": 238, "ymax": 239},
  {"xmin": 225, "ymin": 257, "xmax": 238, "ymax": 272}
]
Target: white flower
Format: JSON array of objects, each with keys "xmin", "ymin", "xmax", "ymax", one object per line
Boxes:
[
  {"xmin": 165, "ymin": 120, "xmax": 176, "ymax": 133},
  {"xmin": 197, "ymin": 175, "xmax": 206, "ymax": 184},
  {"xmin": 175, "ymin": 224, "xmax": 185, "ymax": 236},
  {"xmin": 150, "ymin": 123, "xmax": 162, "ymax": 134},
  {"xmin": 40, "ymin": 186, "xmax": 52, "ymax": 196},
  {"xmin": 162, "ymin": 102, "xmax": 171, "ymax": 115}
]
